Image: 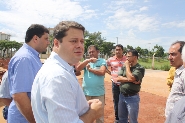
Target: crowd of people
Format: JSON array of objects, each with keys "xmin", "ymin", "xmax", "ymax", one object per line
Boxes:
[{"xmin": 0, "ymin": 20, "xmax": 184, "ymax": 123}]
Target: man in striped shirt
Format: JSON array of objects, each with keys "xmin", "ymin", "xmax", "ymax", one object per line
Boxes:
[{"xmin": 106, "ymin": 44, "xmax": 126, "ymax": 123}]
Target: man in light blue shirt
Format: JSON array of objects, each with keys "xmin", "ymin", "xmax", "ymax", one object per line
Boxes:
[
  {"xmin": 76, "ymin": 45, "xmax": 107, "ymax": 123},
  {"xmin": 31, "ymin": 21, "xmax": 103, "ymax": 123},
  {"xmin": 8, "ymin": 24, "xmax": 50, "ymax": 123}
]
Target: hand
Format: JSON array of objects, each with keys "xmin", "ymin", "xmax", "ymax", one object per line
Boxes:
[
  {"xmin": 86, "ymin": 64, "xmax": 90, "ymax": 70},
  {"xmin": 89, "ymin": 99, "xmax": 103, "ymax": 120},
  {"xmin": 133, "ymin": 80, "xmax": 141, "ymax": 84},
  {"xmin": 87, "ymin": 99, "xmax": 100, "ymax": 106},
  {"xmin": 89, "ymin": 58, "xmax": 97, "ymax": 63},
  {"xmin": 113, "ymin": 77, "xmax": 121, "ymax": 85},
  {"xmin": 125, "ymin": 60, "xmax": 131, "ymax": 66}
]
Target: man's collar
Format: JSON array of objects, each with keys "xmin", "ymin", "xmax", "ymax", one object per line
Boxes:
[
  {"xmin": 114, "ymin": 55, "xmax": 124, "ymax": 60},
  {"xmin": 175, "ymin": 65, "xmax": 184, "ymax": 75}
]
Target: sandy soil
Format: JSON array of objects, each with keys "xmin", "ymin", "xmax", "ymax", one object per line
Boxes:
[
  {"xmin": 0, "ymin": 58, "xmax": 170, "ymax": 123},
  {"xmin": 77, "ymin": 69, "xmax": 169, "ymax": 123}
]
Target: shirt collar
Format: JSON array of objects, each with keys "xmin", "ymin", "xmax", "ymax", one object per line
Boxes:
[
  {"xmin": 131, "ymin": 63, "xmax": 139, "ymax": 68},
  {"xmin": 175, "ymin": 65, "xmax": 184, "ymax": 76},
  {"xmin": 113, "ymin": 55, "xmax": 125, "ymax": 60},
  {"xmin": 48, "ymin": 51, "xmax": 74, "ymax": 72},
  {"xmin": 23, "ymin": 43, "xmax": 40, "ymax": 58}
]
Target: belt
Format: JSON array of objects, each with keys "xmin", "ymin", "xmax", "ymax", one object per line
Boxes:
[{"xmin": 121, "ymin": 92, "xmax": 138, "ymax": 97}]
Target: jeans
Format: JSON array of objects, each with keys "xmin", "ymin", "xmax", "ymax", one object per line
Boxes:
[
  {"xmin": 112, "ymin": 82, "xmax": 120, "ymax": 120},
  {"xmin": 3, "ymin": 106, "xmax": 8, "ymax": 120},
  {"xmin": 118, "ymin": 94, "xmax": 140, "ymax": 123}
]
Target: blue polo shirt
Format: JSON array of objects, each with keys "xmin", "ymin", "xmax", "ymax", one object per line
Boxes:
[
  {"xmin": 82, "ymin": 58, "xmax": 107, "ymax": 96},
  {"xmin": 8, "ymin": 43, "xmax": 42, "ymax": 123}
]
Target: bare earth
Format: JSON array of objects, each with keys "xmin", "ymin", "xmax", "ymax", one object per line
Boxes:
[{"xmin": 0, "ymin": 61, "xmax": 169, "ymax": 123}]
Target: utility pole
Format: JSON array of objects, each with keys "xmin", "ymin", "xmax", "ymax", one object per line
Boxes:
[{"xmin": 116, "ymin": 37, "xmax": 118, "ymax": 44}]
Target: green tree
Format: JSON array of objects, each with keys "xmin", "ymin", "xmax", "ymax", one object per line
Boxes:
[
  {"xmin": 123, "ymin": 47, "xmax": 127, "ymax": 55},
  {"xmin": 153, "ymin": 44, "xmax": 165, "ymax": 57},
  {"xmin": 49, "ymin": 34, "xmax": 54, "ymax": 53},
  {"xmin": 0, "ymin": 40, "xmax": 22, "ymax": 58},
  {"xmin": 135, "ymin": 46, "xmax": 143, "ymax": 56},
  {"xmin": 101, "ymin": 41, "xmax": 115, "ymax": 57},
  {"xmin": 84, "ymin": 31, "xmax": 105, "ymax": 53},
  {"xmin": 127, "ymin": 45, "xmax": 133, "ymax": 50}
]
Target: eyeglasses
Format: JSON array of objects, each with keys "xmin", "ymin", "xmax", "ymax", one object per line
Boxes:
[{"xmin": 126, "ymin": 56, "xmax": 134, "ymax": 58}]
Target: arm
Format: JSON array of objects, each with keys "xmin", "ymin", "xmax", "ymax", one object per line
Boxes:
[
  {"xmin": 125, "ymin": 60, "xmax": 136, "ymax": 82},
  {"xmin": 106, "ymin": 59, "xmax": 111, "ymax": 75},
  {"xmin": 13, "ymin": 93, "xmax": 36, "ymax": 123},
  {"xmin": 105, "ymin": 67, "xmax": 111, "ymax": 75},
  {"xmin": 80, "ymin": 99, "xmax": 103, "ymax": 123},
  {"xmin": 0, "ymin": 98, "xmax": 12, "ymax": 106},
  {"xmin": 76, "ymin": 58, "xmax": 97, "ymax": 71},
  {"xmin": 41, "ymin": 75, "xmax": 103, "ymax": 123},
  {"xmin": 74, "ymin": 62, "xmax": 81, "ymax": 76},
  {"xmin": 87, "ymin": 65, "xmax": 106, "ymax": 76}
]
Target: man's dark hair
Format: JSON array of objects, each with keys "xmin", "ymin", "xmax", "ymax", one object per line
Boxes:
[
  {"xmin": 115, "ymin": 44, "xmax": 123, "ymax": 50},
  {"xmin": 53, "ymin": 21, "xmax": 85, "ymax": 42},
  {"xmin": 171, "ymin": 41, "xmax": 185, "ymax": 53},
  {"xmin": 87, "ymin": 45, "xmax": 99, "ymax": 51},
  {"xmin": 127, "ymin": 49, "xmax": 138, "ymax": 59},
  {"xmin": 25, "ymin": 24, "xmax": 49, "ymax": 43}
]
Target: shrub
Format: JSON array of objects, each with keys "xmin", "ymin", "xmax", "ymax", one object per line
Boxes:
[{"xmin": 160, "ymin": 64, "xmax": 170, "ymax": 71}]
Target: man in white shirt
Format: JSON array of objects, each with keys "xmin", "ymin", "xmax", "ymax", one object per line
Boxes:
[
  {"xmin": 31, "ymin": 21, "xmax": 103, "ymax": 123},
  {"xmin": 165, "ymin": 41, "xmax": 185, "ymax": 118}
]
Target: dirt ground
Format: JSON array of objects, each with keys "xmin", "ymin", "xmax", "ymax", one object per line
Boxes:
[
  {"xmin": 77, "ymin": 69, "xmax": 169, "ymax": 123},
  {"xmin": 0, "ymin": 58, "xmax": 170, "ymax": 123}
]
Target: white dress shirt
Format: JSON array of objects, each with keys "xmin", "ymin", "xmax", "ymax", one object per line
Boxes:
[
  {"xmin": 31, "ymin": 52, "xmax": 89, "ymax": 123},
  {"xmin": 165, "ymin": 65, "xmax": 185, "ymax": 117}
]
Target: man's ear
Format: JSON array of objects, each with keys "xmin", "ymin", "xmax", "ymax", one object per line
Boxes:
[
  {"xmin": 32, "ymin": 35, "xmax": 39, "ymax": 44},
  {"xmin": 53, "ymin": 39, "xmax": 59, "ymax": 48}
]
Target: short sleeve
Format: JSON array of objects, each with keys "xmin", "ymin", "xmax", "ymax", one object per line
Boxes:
[
  {"xmin": 0, "ymin": 71, "xmax": 11, "ymax": 98},
  {"xmin": 9, "ymin": 57, "xmax": 35, "ymax": 95},
  {"xmin": 132, "ymin": 67, "xmax": 145, "ymax": 82}
]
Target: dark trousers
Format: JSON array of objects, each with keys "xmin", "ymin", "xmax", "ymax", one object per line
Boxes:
[{"xmin": 112, "ymin": 82, "xmax": 120, "ymax": 120}]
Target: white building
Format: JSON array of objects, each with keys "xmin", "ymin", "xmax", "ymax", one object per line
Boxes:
[{"xmin": 0, "ymin": 32, "xmax": 11, "ymax": 41}]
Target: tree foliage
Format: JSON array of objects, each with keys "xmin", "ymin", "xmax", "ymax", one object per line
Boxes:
[
  {"xmin": 0, "ymin": 40, "xmax": 22, "ymax": 58},
  {"xmin": 47, "ymin": 29, "xmax": 166, "ymax": 59},
  {"xmin": 152, "ymin": 44, "xmax": 165, "ymax": 57},
  {"xmin": 84, "ymin": 31, "xmax": 115, "ymax": 56}
]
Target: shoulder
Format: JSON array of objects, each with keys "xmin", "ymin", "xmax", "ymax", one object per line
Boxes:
[
  {"xmin": 99, "ymin": 58, "xmax": 106, "ymax": 62},
  {"xmin": 98, "ymin": 58, "xmax": 107, "ymax": 65},
  {"xmin": 9, "ymin": 55, "xmax": 31, "ymax": 66},
  {"xmin": 107, "ymin": 56, "xmax": 115, "ymax": 61},
  {"xmin": 136, "ymin": 64, "xmax": 145, "ymax": 69},
  {"xmin": 134, "ymin": 64, "xmax": 145, "ymax": 72}
]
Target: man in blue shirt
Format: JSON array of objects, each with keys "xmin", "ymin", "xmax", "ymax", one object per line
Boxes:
[
  {"xmin": 8, "ymin": 24, "xmax": 50, "ymax": 123},
  {"xmin": 76, "ymin": 45, "xmax": 107, "ymax": 123}
]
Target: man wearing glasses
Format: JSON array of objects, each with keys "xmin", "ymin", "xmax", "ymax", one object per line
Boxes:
[{"xmin": 114, "ymin": 49, "xmax": 145, "ymax": 123}]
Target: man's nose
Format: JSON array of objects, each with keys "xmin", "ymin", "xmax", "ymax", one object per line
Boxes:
[{"xmin": 168, "ymin": 55, "xmax": 172, "ymax": 60}]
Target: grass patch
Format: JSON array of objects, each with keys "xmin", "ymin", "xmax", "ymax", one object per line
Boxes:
[{"xmin": 139, "ymin": 58, "xmax": 170, "ymax": 71}]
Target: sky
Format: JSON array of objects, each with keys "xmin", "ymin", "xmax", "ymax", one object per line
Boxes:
[{"xmin": 0, "ymin": 0, "xmax": 185, "ymax": 52}]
